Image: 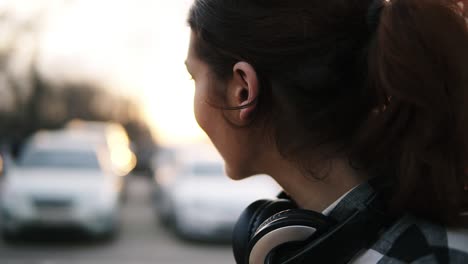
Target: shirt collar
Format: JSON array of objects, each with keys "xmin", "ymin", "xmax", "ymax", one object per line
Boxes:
[
  {"xmin": 321, "ymin": 186, "xmax": 358, "ymax": 216},
  {"xmin": 326, "ymin": 181, "xmax": 378, "ymax": 222}
]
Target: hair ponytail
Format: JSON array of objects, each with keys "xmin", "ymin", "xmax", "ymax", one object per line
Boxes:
[{"xmin": 362, "ymin": 0, "xmax": 468, "ymax": 225}]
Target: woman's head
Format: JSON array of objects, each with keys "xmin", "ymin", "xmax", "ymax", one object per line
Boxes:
[
  {"xmin": 186, "ymin": 0, "xmax": 468, "ymax": 225},
  {"xmin": 187, "ymin": 0, "xmax": 376, "ymax": 176},
  {"xmin": 186, "ymin": 34, "xmax": 265, "ymax": 179}
]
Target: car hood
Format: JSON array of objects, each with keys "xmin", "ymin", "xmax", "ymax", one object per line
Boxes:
[{"xmin": 4, "ymin": 167, "xmax": 107, "ymax": 196}]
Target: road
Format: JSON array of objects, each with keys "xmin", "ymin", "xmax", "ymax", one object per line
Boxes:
[{"xmin": 0, "ymin": 176, "xmax": 234, "ymax": 264}]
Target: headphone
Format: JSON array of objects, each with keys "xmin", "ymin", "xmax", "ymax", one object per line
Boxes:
[{"xmin": 232, "ymin": 189, "xmax": 389, "ymax": 264}]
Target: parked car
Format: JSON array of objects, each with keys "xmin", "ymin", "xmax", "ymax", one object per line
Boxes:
[
  {"xmin": 66, "ymin": 120, "xmax": 137, "ymax": 200},
  {"xmin": 0, "ymin": 133, "xmax": 121, "ymax": 241},
  {"xmin": 153, "ymin": 144, "xmax": 281, "ymax": 241},
  {"xmin": 66, "ymin": 120, "xmax": 137, "ymax": 175},
  {"xmin": 26, "ymin": 128, "xmax": 130, "ymax": 198}
]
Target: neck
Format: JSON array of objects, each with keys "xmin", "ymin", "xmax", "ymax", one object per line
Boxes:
[{"xmin": 261, "ymin": 153, "xmax": 368, "ymax": 212}]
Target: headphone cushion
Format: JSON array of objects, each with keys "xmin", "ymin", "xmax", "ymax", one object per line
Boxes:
[
  {"xmin": 248, "ymin": 209, "xmax": 333, "ymax": 264},
  {"xmin": 232, "ymin": 199, "xmax": 297, "ymax": 264}
]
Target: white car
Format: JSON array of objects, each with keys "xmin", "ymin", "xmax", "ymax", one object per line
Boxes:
[
  {"xmin": 0, "ymin": 140, "xmax": 120, "ymax": 241},
  {"xmin": 66, "ymin": 120, "xmax": 137, "ymax": 176},
  {"xmin": 153, "ymin": 144, "xmax": 281, "ymax": 241},
  {"xmin": 22, "ymin": 129, "xmax": 128, "ymax": 197}
]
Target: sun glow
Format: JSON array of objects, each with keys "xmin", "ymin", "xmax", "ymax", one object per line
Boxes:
[
  {"xmin": 34, "ymin": 0, "xmax": 205, "ymax": 145},
  {"xmin": 135, "ymin": 0, "xmax": 207, "ymax": 145},
  {"xmin": 141, "ymin": 74, "xmax": 207, "ymax": 145}
]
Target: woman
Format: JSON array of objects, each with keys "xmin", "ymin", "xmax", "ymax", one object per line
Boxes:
[{"xmin": 185, "ymin": 0, "xmax": 468, "ymax": 263}]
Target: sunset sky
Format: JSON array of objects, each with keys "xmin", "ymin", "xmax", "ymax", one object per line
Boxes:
[{"xmin": 30, "ymin": 0, "xmax": 206, "ymax": 145}]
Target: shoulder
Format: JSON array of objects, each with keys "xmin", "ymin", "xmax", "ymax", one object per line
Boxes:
[{"xmin": 350, "ymin": 214, "xmax": 468, "ymax": 264}]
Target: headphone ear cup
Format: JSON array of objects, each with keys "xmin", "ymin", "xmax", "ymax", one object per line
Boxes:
[
  {"xmin": 232, "ymin": 199, "xmax": 297, "ymax": 264},
  {"xmin": 247, "ymin": 209, "xmax": 332, "ymax": 264}
]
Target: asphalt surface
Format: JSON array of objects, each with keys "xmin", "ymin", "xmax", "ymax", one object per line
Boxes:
[{"xmin": 0, "ymin": 176, "xmax": 234, "ymax": 264}]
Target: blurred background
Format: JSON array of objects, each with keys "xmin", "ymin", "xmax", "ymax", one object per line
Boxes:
[{"xmin": 0, "ymin": 0, "xmax": 280, "ymax": 263}]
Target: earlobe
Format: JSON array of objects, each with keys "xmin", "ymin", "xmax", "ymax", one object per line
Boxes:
[
  {"xmin": 239, "ymin": 96, "xmax": 258, "ymax": 121},
  {"xmin": 232, "ymin": 62, "xmax": 260, "ymax": 123}
]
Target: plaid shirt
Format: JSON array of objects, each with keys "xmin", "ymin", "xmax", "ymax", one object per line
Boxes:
[{"xmin": 325, "ymin": 182, "xmax": 468, "ymax": 264}]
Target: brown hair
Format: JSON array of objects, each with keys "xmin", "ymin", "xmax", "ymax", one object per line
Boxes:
[
  {"xmin": 359, "ymin": 0, "xmax": 468, "ymax": 225},
  {"xmin": 188, "ymin": 0, "xmax": 468, "ymax": 226}
]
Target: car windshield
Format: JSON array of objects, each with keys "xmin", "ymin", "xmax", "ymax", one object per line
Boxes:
[
  {"xmin": 187, "ymin": 162, "xmax": 224, "ymax": 176},
  {"xmin": 19, "ymin": 150, "xmax": 101, "ymax": 169}
]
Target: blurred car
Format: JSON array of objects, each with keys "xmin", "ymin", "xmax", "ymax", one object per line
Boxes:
[
  {"xmin": 66, "ymin": 120, "xmax": 137, "ymax": 200},
  {"xmin": 66, "ymin": 120, "xmax": 137, "ymax": 177},
  {"xmin": 0, "ymin": 132, "xmax": 120, "ymax": 241},
  {"xmin": 153, "ymin": 144, "xmax": 281, "ymax": 241},
  {"xmin": 29, "ymin": 127, "xmax": 131, "ymax": 197}
]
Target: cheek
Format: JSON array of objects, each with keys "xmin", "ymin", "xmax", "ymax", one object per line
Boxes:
[
  {"xmin": 193, "ymin": 81, "xmax": 221, "ymax": 139},
  {"xmin": 192, "ymin": 81, "xmax": 255, "ymax": 180},
  {"xmin": 193, "ymin": 85, "xmax": 209, "ymax": 133}
]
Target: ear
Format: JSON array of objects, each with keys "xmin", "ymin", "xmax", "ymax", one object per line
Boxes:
[{"xmin": 228, "ymin": 61, "xmax": 260, "ymax": 123}]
